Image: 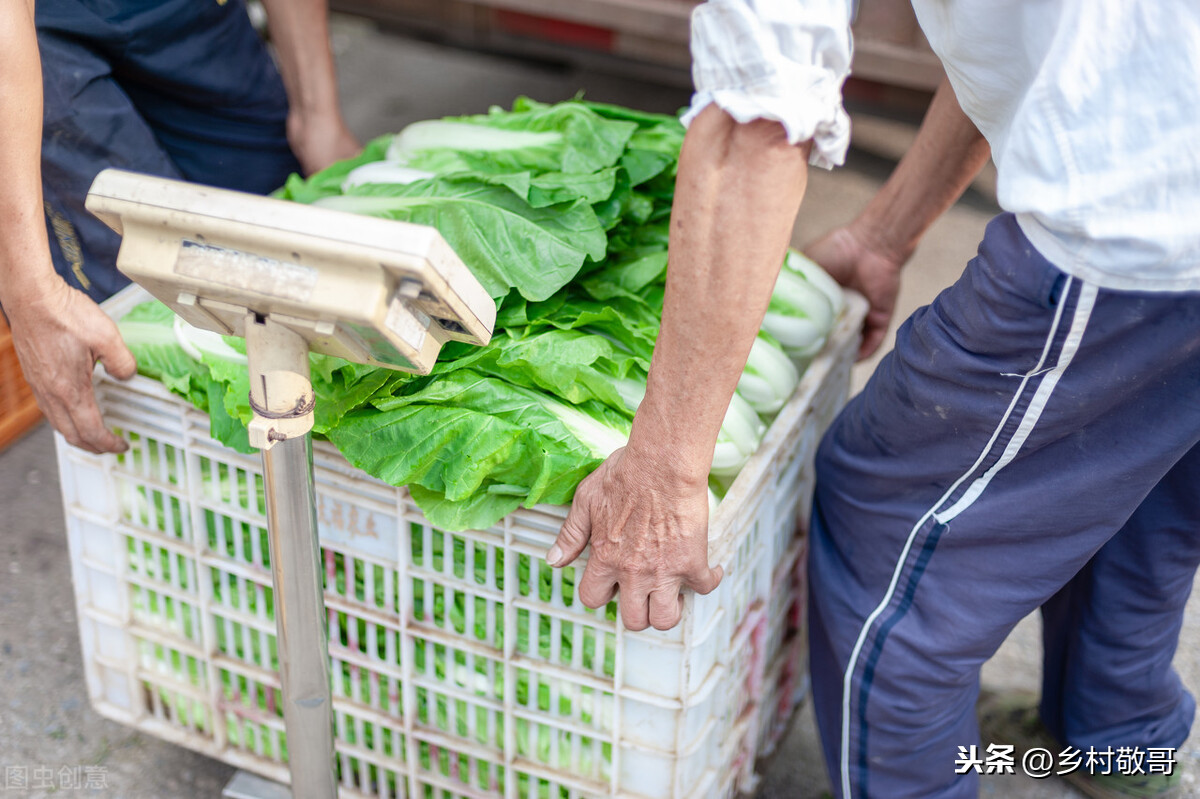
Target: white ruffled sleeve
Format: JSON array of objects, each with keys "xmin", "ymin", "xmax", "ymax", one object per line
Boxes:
[{"xmin": 682, "ymin": 0, "xmax": 854, "ymax": 169}]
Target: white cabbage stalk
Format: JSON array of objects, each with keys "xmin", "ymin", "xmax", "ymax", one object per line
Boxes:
[
  {"xmin": 313, "ymin": 195, "xmax": 412, "ymax": 214},
  {"xmin": 763, "ymin": 268, "xmax": 835, "ymax": 361},
  {"xmin": 119, "ymin": 482, "xmax": 154, "ymax": 529},
  {"xmin": 785, "ymin": 249, "xmax": 845, "ymax": 318},
  {"xmin": 173, "ymin": 316, "xmax": 247, "ymax": 365},
  {"xmin": 341, "ymin": 161, "xmax": 435, "ymax": 192},
  {"xmin": 710, "ymin": 392, "xmax": 766, "ymax": 478},
  {"xmin": 386, "ymin": 120, "xmax": 562, "ymax": 162},
  {"xmin": 611, "ymin": 376, "xmax": 758, "ymax": 508},
  {"xmin": 613, "ymin": 377, "xmax": 764, "ymax": 474},
  {"xmin": 612, "ymin": 377, "xmax": 647, "ymax": 417},
  {"xmin": 452, "ymin": 665, "xmax": 494, "ymax": 697},
  {"xmin": 737, "ymin": 335, "xmax": 799, "ymax": 415},
  {"xmin": 541, "ymin": 395, "xmax": 630, "ymax": 460}
]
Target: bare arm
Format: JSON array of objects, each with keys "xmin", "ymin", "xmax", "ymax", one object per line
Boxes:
[
  {"xmin": 548, "ymin": 105, "xmax": 811, "ymax": 631},
  {"xmin": 807, "ymin": 78, "xmax": 991, "ymax": 356},
  {"xmin": 260, "ymin": 0, "xmax": 360, "ymax": 174},
  {"xmin": 549, "ymin": 82, "xmax": 988, "ymax": 630},
  {"xmin": 0, "ymin": 0, "xmax": 135, "ymax": 453},
  {"xmin": 0, "ymin": 0, "xmax": 47, "ymax": 291}
]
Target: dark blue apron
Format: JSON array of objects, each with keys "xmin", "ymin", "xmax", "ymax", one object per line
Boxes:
[{"xmin": 37, "ymin": 0, "xmax": 301, "ymax": 301}]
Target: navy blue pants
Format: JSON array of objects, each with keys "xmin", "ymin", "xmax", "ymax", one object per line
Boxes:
[
  {"xmin": 37, "ymin": 0, "xmax": 301, "ymax": 303},
  {"xmin": 809, "ymin": 213, "xmax": 1200, "ymax": 798}
]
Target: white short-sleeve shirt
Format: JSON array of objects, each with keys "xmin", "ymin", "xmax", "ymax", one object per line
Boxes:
[{"xmin": 685, "ymin": 0, "xmax": 1200, "ymax": 291}]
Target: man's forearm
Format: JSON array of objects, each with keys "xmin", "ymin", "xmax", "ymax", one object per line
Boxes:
[
  {"xmin": 0, "ymin": 0, "xmax": 56, "ymax": 306},
  {"xmin": 260, "ymin": 0, "xmax": 341, "ymax": 120},
  {"xmin": 547, "ymin": 106, "xmax": 806, "ymax": 627},
  {"xmin": 854, "ymin": 78, "xmax": 991, "ymax": 263},
  {"xmin": 259, "ymin": 0, "xmax": 358, "ymax": 174},
  {"xmin": 0, "ymin": 0, "xmax": 137, "ymax": 455},
  {"xmin": 626, "ymin": 106, "xmax": 811, "ymax": 484}
]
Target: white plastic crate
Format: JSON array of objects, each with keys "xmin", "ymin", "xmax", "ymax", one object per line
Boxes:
[{"xmin": 58, "ymin": 286, "xmax": 864, "ymax": 799}]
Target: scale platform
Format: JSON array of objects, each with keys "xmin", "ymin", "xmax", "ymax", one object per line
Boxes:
[{"xmin": 86, "ymin": 168, "xmax": 495, "ymax": 375}]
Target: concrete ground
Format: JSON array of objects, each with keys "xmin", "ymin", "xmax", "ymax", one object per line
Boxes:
[{"xmin": 1, "ymin": 15, "xmax": 1197, "ymax": 799}]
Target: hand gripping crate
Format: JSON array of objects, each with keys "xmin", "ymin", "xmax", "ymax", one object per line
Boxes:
[{"xmin": 57, "ymin": 286, "xmax": 864, "ymax": 799}]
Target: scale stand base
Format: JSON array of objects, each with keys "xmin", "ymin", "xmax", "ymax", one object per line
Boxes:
[{"xmin": 223, "ymin": 771, "xmax": 293, "ymax": 799}]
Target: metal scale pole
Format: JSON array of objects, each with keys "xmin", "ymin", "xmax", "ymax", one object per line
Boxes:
[{"xmin": 245, "ymin": 315, "xmax": 336, "ymax": 799}]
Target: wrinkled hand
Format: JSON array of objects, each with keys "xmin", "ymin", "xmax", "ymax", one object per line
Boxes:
[
  {"xmin": 287, "ymin": 110, "xmax": 361, "ymax": 176},
  {"xmin": 547, "ymin": 447, "xmax": 723, "ymax": 631},
  {"xmin": 7, "ymin": 279, "xmax": 135, "ymax": 453},
  {"xmin": 804, "ymin": 226, "xmax": 904, "ymax": 359}
]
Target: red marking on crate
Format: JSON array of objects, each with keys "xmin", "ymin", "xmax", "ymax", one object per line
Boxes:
[
  {"xmin": 748, "ymin": 624, "xmax": 768, "ymax": 695},
  {"xmin": 792, "ymin": 539, "xmax": 808, "ymax": 585},
  {"xmin": 494, "ymin": 10, "xmax": 616, "ymax": 52},
  {"xmin": 775, "ymin": 639, "xmax": 804, "ymax": 727}
]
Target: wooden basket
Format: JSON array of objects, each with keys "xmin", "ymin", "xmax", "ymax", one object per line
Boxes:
[{"xmin": 0, "ymin": 315, "xmax": 42, "ymax": 450}]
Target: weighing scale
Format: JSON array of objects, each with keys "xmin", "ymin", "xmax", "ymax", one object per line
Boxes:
[{"xmin": 86, "ymin": 169, "xmax": 497, "ymax": 799}]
